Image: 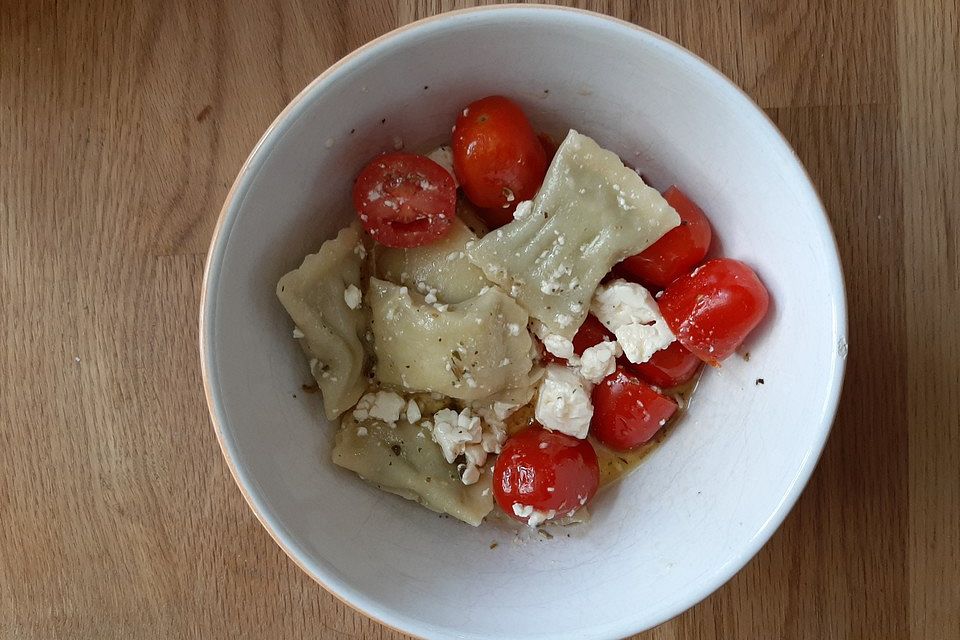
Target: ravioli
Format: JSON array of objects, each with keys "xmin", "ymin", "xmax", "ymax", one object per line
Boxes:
[
  {"xmin": 368, "ymin": 278, "xmax": 534, "ymax": 400},
  {"xmin": 333, "ymin": 413, "xmax": 494, "ymax": 526},
  {"xmin": 466, "ymin": 130, "xmax": 681, "ymax": 340},
  {"xmin": 372, "ymin": 218, "xmax": 490, "ymax": 304},
  {"xmin": 277, "ymin": 224, "xmax": 370, "ymax": 420}
]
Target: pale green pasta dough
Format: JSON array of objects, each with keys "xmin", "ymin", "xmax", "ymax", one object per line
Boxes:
[
  {"xmin": 368, "ymin": 278, "xmax": 534, "ymax": 400},
  {"xmin": 466, "ymin": 130, "xmax": 681, "ymax": 340},
  {"xmin": 372, "ymin": 218, "xmax": 490, "ymax": 304},
  {"xmin": 333, "ymin": 413, "xmax": 494, "ymax": 526},
  {"xmin": 276, "ymin": 224, "xmax": 370, "ymax": 420}
]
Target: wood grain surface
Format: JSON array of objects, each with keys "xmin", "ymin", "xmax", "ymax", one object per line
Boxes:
[{"xmin": 1, "ymin": 1, "xmax": 957, "ymax": 638}]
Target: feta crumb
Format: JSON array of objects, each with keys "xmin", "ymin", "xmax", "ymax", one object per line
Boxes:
[
  {"xmin": 352, "ymin": 390, "xmax": 406, "ymax": 426},
  {"xmin": 292, "ymin": 327, "xmax": 305, "ymax": 339},
  {"xmin": 343, "ymin": 284, "xmax": 362, "ymax": 309},
  {"xmin": 513, "ymin": 200, "xmax": 533, "ymax": 220},
  {"xmin": 512, "ymin": 503, "xmax": 557, "ymax": 527},
  {"xmin": 535, "ymin": 364, "xmax": 594, "ymax": 439},
  {"xmin": 424, "ymin": 289, "xmax": 438, "ymax": 305},
  {"xmin": 353, "ymin": 243, "xmax": 366, "ymax": 259},
  {"xmin": 356, "ymin": 426, "xmax": 368, "ymax": 437},
  {"xmin": 499, "ymin": 357, "xmax": 511, "ymax": 367},
  {"xmin": 405, "ymin": 399, "xmax": 421, "ymax": 424},
  {"xmin": 556, "ymin": 314, "xmax": 572, "ymax": 328},
  {"xmin": 542, "ymin": 334, "xmax": 576, "ymax": 360},
  {"xmin": 591, "ymin": 279, "xmax": 675, "ymax": 364},
  {"xmin": 507, "ymin": 323, "xmax": 521, "ymax": 336},
  {"xmin": 579, "ymin": 340, "xmax": 622, "ymax": 383}
]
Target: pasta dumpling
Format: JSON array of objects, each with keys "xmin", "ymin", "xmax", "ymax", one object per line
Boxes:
[
  {"xmin": 277, "ymin": 224, "xmax": 370, "ymax": 420},
  {"xmin": 368, "ymin": 278, "xmax": 534, "ymax": 400},
  {"xmin": 373, "ymin": 218, "xmax": 490, "ymax": 304},
  {"xmin": 466, "ymin": 130, "xmax": 681, "ymax": 340},
  {"xmin": 333, "ymin": 413, "xmax": 494, "ymax": 526}
]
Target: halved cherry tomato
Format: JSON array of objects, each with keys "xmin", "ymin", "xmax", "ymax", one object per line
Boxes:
[
  {"xmin": 658, "ymin": 258, "xmax": 770, "ymax": 365},
  {"xmin": 628, "ymin": 341, "xmax": 702, "ymax": 389},
  {"xmin": 493, "ymin": 425, "xmax": 599, "ymax": 524},
  {"xmin": 591, "ymin": 367, "xmax": 678, "ymax": 451},
  {"xmin": 352, "ymin": 152, "xmax": 456, "ymax": 248},
  {"xmin": 452, "ymin": 96, "xmax": 547, "ymax": 224},
  {"xmin": 619, "ymin": 186, "xmax": 712, "ymax": 288}
]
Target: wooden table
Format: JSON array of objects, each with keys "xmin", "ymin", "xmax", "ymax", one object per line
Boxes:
[{"xmin": 2, "ymin": 1, "xmax": 957, "ymax": 638}]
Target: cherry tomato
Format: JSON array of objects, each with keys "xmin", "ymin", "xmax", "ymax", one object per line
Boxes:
[
  {"xmin": 572, "ymin": 314, "xmax": 615, "ymax": 356},
  {"xmin": 619, "ymin": 186, "xmax": 712, "ymax": 288},
  {"xmin": 658, "ymin": 258, "xmax": 770, "ymax": 365},
  {"xmin": 539, "ymin": 314, "xmax": 615, "ymax": 366},
  {"xmin": 476, "ymin": 205, "xmax": 516, "ymax": 229},
  {"xmin": 493, "ymin": 426, "xmax": 600, "ymax": 524},
  {"xmin": 591, "ymin": 367, "xmax": 678, "ymax": 451},
  {"xmin": 538, "ymin": 133, "xmax": 559, "ymax": 163},
  {"xmin": 452, "ymin": 96, "xmax": 548, "ymax": 218},
  {"xmin": 628, "ymin": 341, "xmax": 702, "ymax": 389},
  {"xmin": 352, "ymin": 152, "xmax": 456, "ymax": 248}
]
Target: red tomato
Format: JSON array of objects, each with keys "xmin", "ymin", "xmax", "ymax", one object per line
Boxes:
[
  {"xmin": 539, "ymin": 315, "xmax": 615, "ymax": 366},
  {"xmin": 493, "ymin": 426, "xmax": 600, "ymax": 524},
  {"xmin": 591, "ymin": 367, "xmax": 678, "ymax": 451},
  {"xmin": 476, "ymin": 206, "xmax": 516, "ymax": 229},
  {"xmin": 572, "ymin": 314, "xmax": 615, "ymax": 356},
  {"xmin": 452, "ymin": 96, "xmax": 548, "ymax": 218},
  {"xmin": 658, "ymin": 258, "xmax": 770, "ymax": 365},
  {"xmin": 538, "ymin": 133, "xmax": 559, "ymax": 163},
  {"xmin": 619, "ymin": 186, "xmax": 712, "ymax": 288},
  {"xmin": 352, "ymin": 152, "xmax": 456, "ymax": 248},
  {"xmin": 628, "ymin": 341, "xmax": 702, "ymax": 389}
]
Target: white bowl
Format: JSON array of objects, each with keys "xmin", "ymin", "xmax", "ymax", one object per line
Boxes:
[{"xmin": 200, "ymin": 6, "xmax": 847, "ymax": 639}]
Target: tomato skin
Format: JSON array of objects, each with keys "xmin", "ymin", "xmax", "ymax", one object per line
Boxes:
[
  {"xmin": 539, "ymin": 314, "xmax": 615, "ymax": 366},
  {"xmin": 352, "ymin": 152, "xmax": 457, "ymax": 248},
  {"xmin": 658, "ymin": 258, "xmax": 770, "ymax": 365},
  {"xmin": 476, "ymin": 206, "xmax": 516, "ymax": 229},
  {"xmin": 493, "ymin": 426, "xmax": 600, "ymax": 523},
  {"xmin": 619, "ymin": 186, "xmax": 712, "ymax": 288},
  {"xmin": 628, "ymin": 341, "xmax": 702, "ymax": 389},
  {"xmin": 591, "ymin": 367, "xmax": 678, "ymax": 451},
  {"xmin": 572, "ymin": 314, "xmax": 615, "ymax": 355},
  {"xmin": 452, "ymin": 96, "xmax": 548, "ymax": 214}
]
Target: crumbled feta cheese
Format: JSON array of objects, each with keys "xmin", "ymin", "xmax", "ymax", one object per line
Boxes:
[
  {"xmin": 507, "ymin": 323, "xmax": 521, "ymax": 336},
  {"xmin": 429, "ymin": 407, "xmax": 499, "ymax": 485},
  {"xmin": 356, "ymin": 426, "xmax": 368, "ymax": 437},
  {"xmin": 352, "ymin": 390, "xmax": 406, "ymax": 426},
  {"xmin": 423, "ymin": 289, "xmax": 438, "ymax": 304},
  {"xmin": 292, "ymin": 327, "xmax": 305, "ymax": 339},
  {"xmin": 542, "ymin": 334, "xmax": 576, "ymax": 360},
  {"xmin": 512, "ymin": 503, "xmax": 557, "ymax": 527},
  {"xmin": 431, "ymin": 408, "xmax": 481, "ymax": 463},
  {"xmin": 579, "ymin": 340, "xmax": 622, "ymax": 384},
  {"xmin": 499, "ymin": 357, "xmax": 511, "ymax": 367},
  {"xmin": 513, "ymin": 200, "xmax": 533, "ymax": 220},
  {"xmin": 591, "ymin": 279, "xmax": 675, "ymax": 364},
  {"xmin": 405, "ymin": 399, "xmax": 421, "ymax": 424},
  {"xmin": 353, "ymin": 243, "xmax": 367, "ymax": 259},
  {"xmin": 535, "ymin": 364, "xmax": 594, "ymax": 439},
  {"xmin": 343, "ymin": 284, "xmax": 362, "ymax": 309},
  {"xmin": 556, "ymin": 313, "xmax": 572, "ymax": 328}
]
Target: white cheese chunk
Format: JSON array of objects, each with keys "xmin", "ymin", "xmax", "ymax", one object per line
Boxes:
[
  {"xmin": 591, "ymin": 279, "xmax": 675, "ymax": 364},
  {"xmin": 343, "ymin": 284, "xmax": 362, "ymax": 310},
  {"xmin": 405, "ymin": 398, "xmax": 421, "ymax": 424},
  {"xmin": 428, "ymin": 407, "xmax": 503, "ymax": 485},
  {"xmin": 352, "ymin": 390, "xmax": 406, "ymax": 426},
  {"xmin": 512, "ymin": 503, "xmax": 557, "ymax": 527},
  {"xmin": 534, "ymin": 364, "xmax": 594, "ymax": 439},
  {"xmin": 579, "ymin": 340, "xmax": 622, "ymax": 383}
]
